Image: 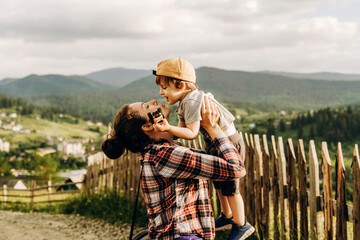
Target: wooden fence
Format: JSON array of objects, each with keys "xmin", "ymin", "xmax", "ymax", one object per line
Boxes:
[
  {"xmin": 0, "ymin": 180, "xmax": 82, "ymax": 209},
  {"xmin": 85, "ymin": 133, "xmax": 360, "ymax": 239}
]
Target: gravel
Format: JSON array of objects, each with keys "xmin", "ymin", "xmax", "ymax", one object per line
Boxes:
[{"xmin": 0, "ymin": 210, "xmax": 145, "ymax": 240}]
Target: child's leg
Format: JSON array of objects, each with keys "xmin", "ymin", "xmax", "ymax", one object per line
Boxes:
[
  {"xmin": 216, "ymin": 189, "xmax": 232, "ymax": 218},
  {"xmin": 226, "ymin": 193, "xmax": 245, "ymax": 226}
]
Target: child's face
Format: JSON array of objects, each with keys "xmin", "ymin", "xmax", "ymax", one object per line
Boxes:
[{"xmin": 158, "ymin": 79, "xmax": 184, "ymax": 105}]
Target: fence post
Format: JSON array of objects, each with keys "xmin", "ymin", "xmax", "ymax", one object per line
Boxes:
[
  {"xmin": 30, "ymin": 180, "xmax": 36, "ymax": 212},
  {"xmin": 309, "ymin": 140, "xmax": 321, "ymax": 239},
  {"xmin": 47, "ymin": 180, "xmax": 52, "ymax": 203},
  {"xmin": 271, "ymin": 135, "xmax": 280, "ymax": 240},
  {"xmin": 322, "ymin": 142, "xmax": 333, "ymax": 240},
  {"xmin": 278, "ymin": 136, "xmax": 287, "ymax": 240},
  {"xmin": 245, "ymin": 133, "xmax": 255, "ymax": 226},
  {"xmin": 353, "ymin": 144, "xmax": 360, "ymax": 237},
  {"xmin": 254, "ymin": 134, "xmax": 263, "ymax": 238},
  {"xmin": 3, "ymin": 184, "xmax": 7, "ymax": 205},
  {"xmin": 336, "ymin": 142, "xmax": 347, "ymax": 240},
  {"xmin": 262, "ymin": 134, "xmax": 270, "ymax": 239},
  {"xmin": 298, "ymin": 139, "xmax": 308, "ymax": 240},
  {"xmin": 239, "ymin": 132, "xmax": 246, "ymax": 204},
  {"xmin": 287, "ymin": 138, "xmax": 297, "ymax": 240}
]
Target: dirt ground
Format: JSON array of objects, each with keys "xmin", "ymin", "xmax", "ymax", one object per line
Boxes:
[{"xmin": 0, "ymin": 210, "xmax": 145, "ymax": 240}]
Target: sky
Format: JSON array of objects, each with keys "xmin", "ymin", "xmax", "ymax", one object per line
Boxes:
[{"xmin": 1, "ymin": 0, "xmax": 360, "ymax": 80}]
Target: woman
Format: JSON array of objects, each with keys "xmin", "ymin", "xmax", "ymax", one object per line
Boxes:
[{"xmin": 102, "ymin": 97, "xmax": 246, "ymax": 240}]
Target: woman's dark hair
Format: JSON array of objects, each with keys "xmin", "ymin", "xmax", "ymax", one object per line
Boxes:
[{"xmin": 101, "ymin": 104, "xmax": 152, "ymax": 159}]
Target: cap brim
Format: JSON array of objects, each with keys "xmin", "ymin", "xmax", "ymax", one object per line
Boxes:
[{"xmin": 152, "ymin": 70, "xmax": 157, "ymax": 76}]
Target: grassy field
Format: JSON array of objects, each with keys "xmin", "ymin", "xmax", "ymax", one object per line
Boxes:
[{"xmin": 0, "ymin": 114, "xmax": 107, "ymax": 148}]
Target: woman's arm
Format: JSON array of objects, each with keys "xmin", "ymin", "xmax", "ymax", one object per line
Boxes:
[
  {"xmin": 153, "ymin": 96, "xmax": 245, "ymax": 180},
  {"xmin": 153, "ymin": 137, "xmax": 245, "ymax": 180}
]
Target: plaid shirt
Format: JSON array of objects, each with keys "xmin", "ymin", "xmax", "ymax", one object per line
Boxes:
[{"xmin": 139, "ymin": 137, "xmax": 246, "ymax": 240}]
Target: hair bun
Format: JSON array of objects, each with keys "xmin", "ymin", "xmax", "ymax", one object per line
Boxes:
[{"xmin": 101, "ymin": 137, "xmax": 125, "ymax": 159}]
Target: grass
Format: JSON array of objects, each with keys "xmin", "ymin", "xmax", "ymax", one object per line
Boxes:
[
  {"xmin": 1, "ymin": 190, "xmax": 355, "ymax": 239},
  {"xmin": 0, "ymin": 190, "xmax": 148, "ymax": 228},
  {"xmin": 0, "ymin": 115, "xmax": 107, "ymax": 147}
]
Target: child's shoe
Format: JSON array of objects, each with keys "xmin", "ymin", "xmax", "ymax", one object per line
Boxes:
[
  {"xmin": 215, "ymin": 213, "xmax": 234, "ymax": 230},
  {"xmin": 226, "ymin": 221, "xmax": 255, "ymax": 240}
]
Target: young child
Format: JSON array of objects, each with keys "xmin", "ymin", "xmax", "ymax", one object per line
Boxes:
[{"xmin": 152, "ymin": 57, "xmax": 255, "ymax": 240}]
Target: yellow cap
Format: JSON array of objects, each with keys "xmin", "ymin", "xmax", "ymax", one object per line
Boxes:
[{"xmin": 153, "ymin": 57, "xmax": 196, "ymax": 83}]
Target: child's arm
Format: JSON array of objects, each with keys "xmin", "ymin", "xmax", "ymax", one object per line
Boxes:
[{"xmin": 154, "ymin": 119, "xmax": 200, "ymax": 140}]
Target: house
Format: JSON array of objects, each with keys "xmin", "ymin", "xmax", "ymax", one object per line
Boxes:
[
  {"xmin": 0, "ymin": 179, "xmax": 27, "ymax": 190},
  {"xmin": 12, "ymin": 124, "xmax": 22, "ymax": 132},
  {"xmin": 57, "ymin": 140, "xmax": 85, "ymax": 157},
  {"xmin": 56, "ymin": 174, "xmax": 85, "ymax": 192},
  {"xmin": 0, "ymin": 139, "xmax": 10, "ymax": 152}
]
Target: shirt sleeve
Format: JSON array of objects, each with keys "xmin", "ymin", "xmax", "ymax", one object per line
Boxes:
[
  {"xmin": 152, "ymin": 137, "xmax": 246, "ymax": 180},
  {"xmin": 183, "ymin": 99, "xmax": 202, "ymax": 125}
]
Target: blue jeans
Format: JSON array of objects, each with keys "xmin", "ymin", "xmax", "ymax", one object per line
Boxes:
[{"xmin": 174, "ymin": 234, "xmax": 204, "ymax": 240}]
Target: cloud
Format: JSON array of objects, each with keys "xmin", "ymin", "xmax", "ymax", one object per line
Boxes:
[{"xmin": 0, "ymin": 0, "xmax": 359, "ymax": 79}]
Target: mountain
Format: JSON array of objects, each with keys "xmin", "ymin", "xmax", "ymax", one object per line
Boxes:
[
  {"xmin": 0, "ymin": 74, "xmax": 113, "ymax": 97},
  {"xmin": 85, "ymin": 67, "xmax": 151, "ymax": 87},
  {"xmin": 118, "ymin": 67, "xmax": 360, "ymax": 110},
  {"xmin": 19, "ymin": 67, "xmax": 360, "ymax": 123},
  {"xmin": 262, "ymin": 71, "xmax": 360, "ymax": 81}
]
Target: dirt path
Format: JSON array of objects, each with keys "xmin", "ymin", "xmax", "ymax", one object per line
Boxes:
[{"xmin": 0, "ymin": 210, "xmax": 145, "ymax": 240}]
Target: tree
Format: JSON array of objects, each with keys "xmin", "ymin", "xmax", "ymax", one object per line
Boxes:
[
  {"xmin": 279, "ymin": 119, "xmax": 286, "ymax": 132},
  {"xmin": 267, "ymin": 120, "xmax": 276, "ymax": 136},
  {"xmin": 308, "ymin": 125, "xmax": 315, "ymax": 140},
  {"xmin": 297, "ymin": 124, "xmax": 303, "ymax": 139}
]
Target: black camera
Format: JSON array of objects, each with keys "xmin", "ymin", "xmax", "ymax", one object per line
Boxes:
[{"xmin": 147, "ymin": 108, "xmax": 165, "ymax": 124}]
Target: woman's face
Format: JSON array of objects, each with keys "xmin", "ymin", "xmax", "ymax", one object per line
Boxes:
[{"xmin": 129, "ymin": 99, "xmax": 170, "ymax": 122}]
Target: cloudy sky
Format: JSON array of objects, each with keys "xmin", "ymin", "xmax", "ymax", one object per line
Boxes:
[{"xmin": 1, "ymin": 0, "xmax": 360, "ymax": 79}]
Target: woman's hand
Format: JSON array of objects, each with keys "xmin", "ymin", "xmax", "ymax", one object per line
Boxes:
[
  {"xmin": 200, "ymin": 96, "xmax": 224, "ymax": 139},
  {"xmin": 153, "ymin": 118, "xmax": 170, "ymax": 132}
]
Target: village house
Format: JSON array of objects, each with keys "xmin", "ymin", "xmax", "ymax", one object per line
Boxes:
[
  {"xmin": 57, "ymin": 174, "xmax": 85, "ymax": 192},
  {"xmin": 0, "ymin": 138, "xmax": 10, "ymax": 152},
  {"xmin": 0, "ymin": 179, "xmax": 27, "ymax": 190},
  {"xmin": 57, "ymin": 140, "xmax": 85, "ymax": 158},
  {"xmin": 9, "ymin": 113, "xmax": 17, "ymax": 118}
]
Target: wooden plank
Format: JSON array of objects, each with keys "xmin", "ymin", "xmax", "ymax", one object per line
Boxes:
[
  {"xmin": 239, "ymin": 132, "xmax": 246, "ymax": 202},
  {"xmin": 309, "ymin": 140, "xmax": 321, "ymax": 239},
  {"xmin": 254, "ymin": 134, "xmax": 263, "ymax": 238},
  {"xmin": 353, "ymin": 144, "xmax": 360, "ymax": 237},
  {"xmin": 245, "ymin": 133, "xmax": 255, "ymax": 226},
  {"xmin": 262, "ymin": 134, "xmax": 270, "ymax": 239},
  {"xmin": 298, "ymin": 139, "xmax": 308, "ymax": 240},
  {"xmin": 30, "ymin": 180, "xmax": 36, "ymax": 210},
  {"xmin": 271, "ymin": 135, "xmax": 280, "ymax": 240},
  {"xmin": 287, "ymin": 138, "xmax": 297, "ymax": 240},
  {"xmin": 239, "ymin": 132, "xmax": 247, "ymax": 202},
  {"xmin": 277, "ymin": 136, "xmax": 287, "ymax": 240},
  {"xmin": 322, "ymin": 142, "xmax": 333, "ymax": 240},
  {"xmin": 197, "ymin": 134, "xmax": 203, "ymax": 150},
  {"xmin": 336, "ymin": 142, "xmax": 347, "ymax": 240}
]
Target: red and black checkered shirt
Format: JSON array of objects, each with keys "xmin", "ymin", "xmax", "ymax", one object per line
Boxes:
[{"xmin": 139, "ymin": 137, "xmax": 246, "ymax": 240}]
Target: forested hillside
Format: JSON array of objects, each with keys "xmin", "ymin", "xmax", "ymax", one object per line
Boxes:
[{"xmin": 0, "ymin": 74, "xmax": 113, "ymax": 97}]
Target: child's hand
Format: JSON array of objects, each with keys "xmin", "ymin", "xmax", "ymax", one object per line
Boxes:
[{"xmin": 153, "ymin": 118, "xmax": 170, "ymax": 132}]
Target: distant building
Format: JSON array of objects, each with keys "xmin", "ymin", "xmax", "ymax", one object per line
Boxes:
[
  {"xmin": 10, "ymin": 169, "xmax": 29, "ymax": 177},
  {"xmin": 12, "ymin": 124, "xmax": 22, "ymax": 132},
  {"xmin": 37, "ymin": 148, "xmax": 57, "ymax": 157},
  {"xmin": 279, "ymin": 110, "xmax": 286, "ymax": 116},
  {"xmin": 0, "ymin": 139, "xmax": 10, "ymax": 152},
  {"xmin": 57, "ymin": 140, "xmax": 85, "ymax": 157},
  {"xmin": 0, "ymin": 179, "xmax": 27, "ymax": 190},
  {"xmin": 57, "ymin": 174, "xmax": 85, "ymax": 191}
]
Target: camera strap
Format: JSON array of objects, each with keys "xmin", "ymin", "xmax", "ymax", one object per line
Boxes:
[{"xmin": 129, "ymin": 160, "xmax": 144, "ymax": 240}]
